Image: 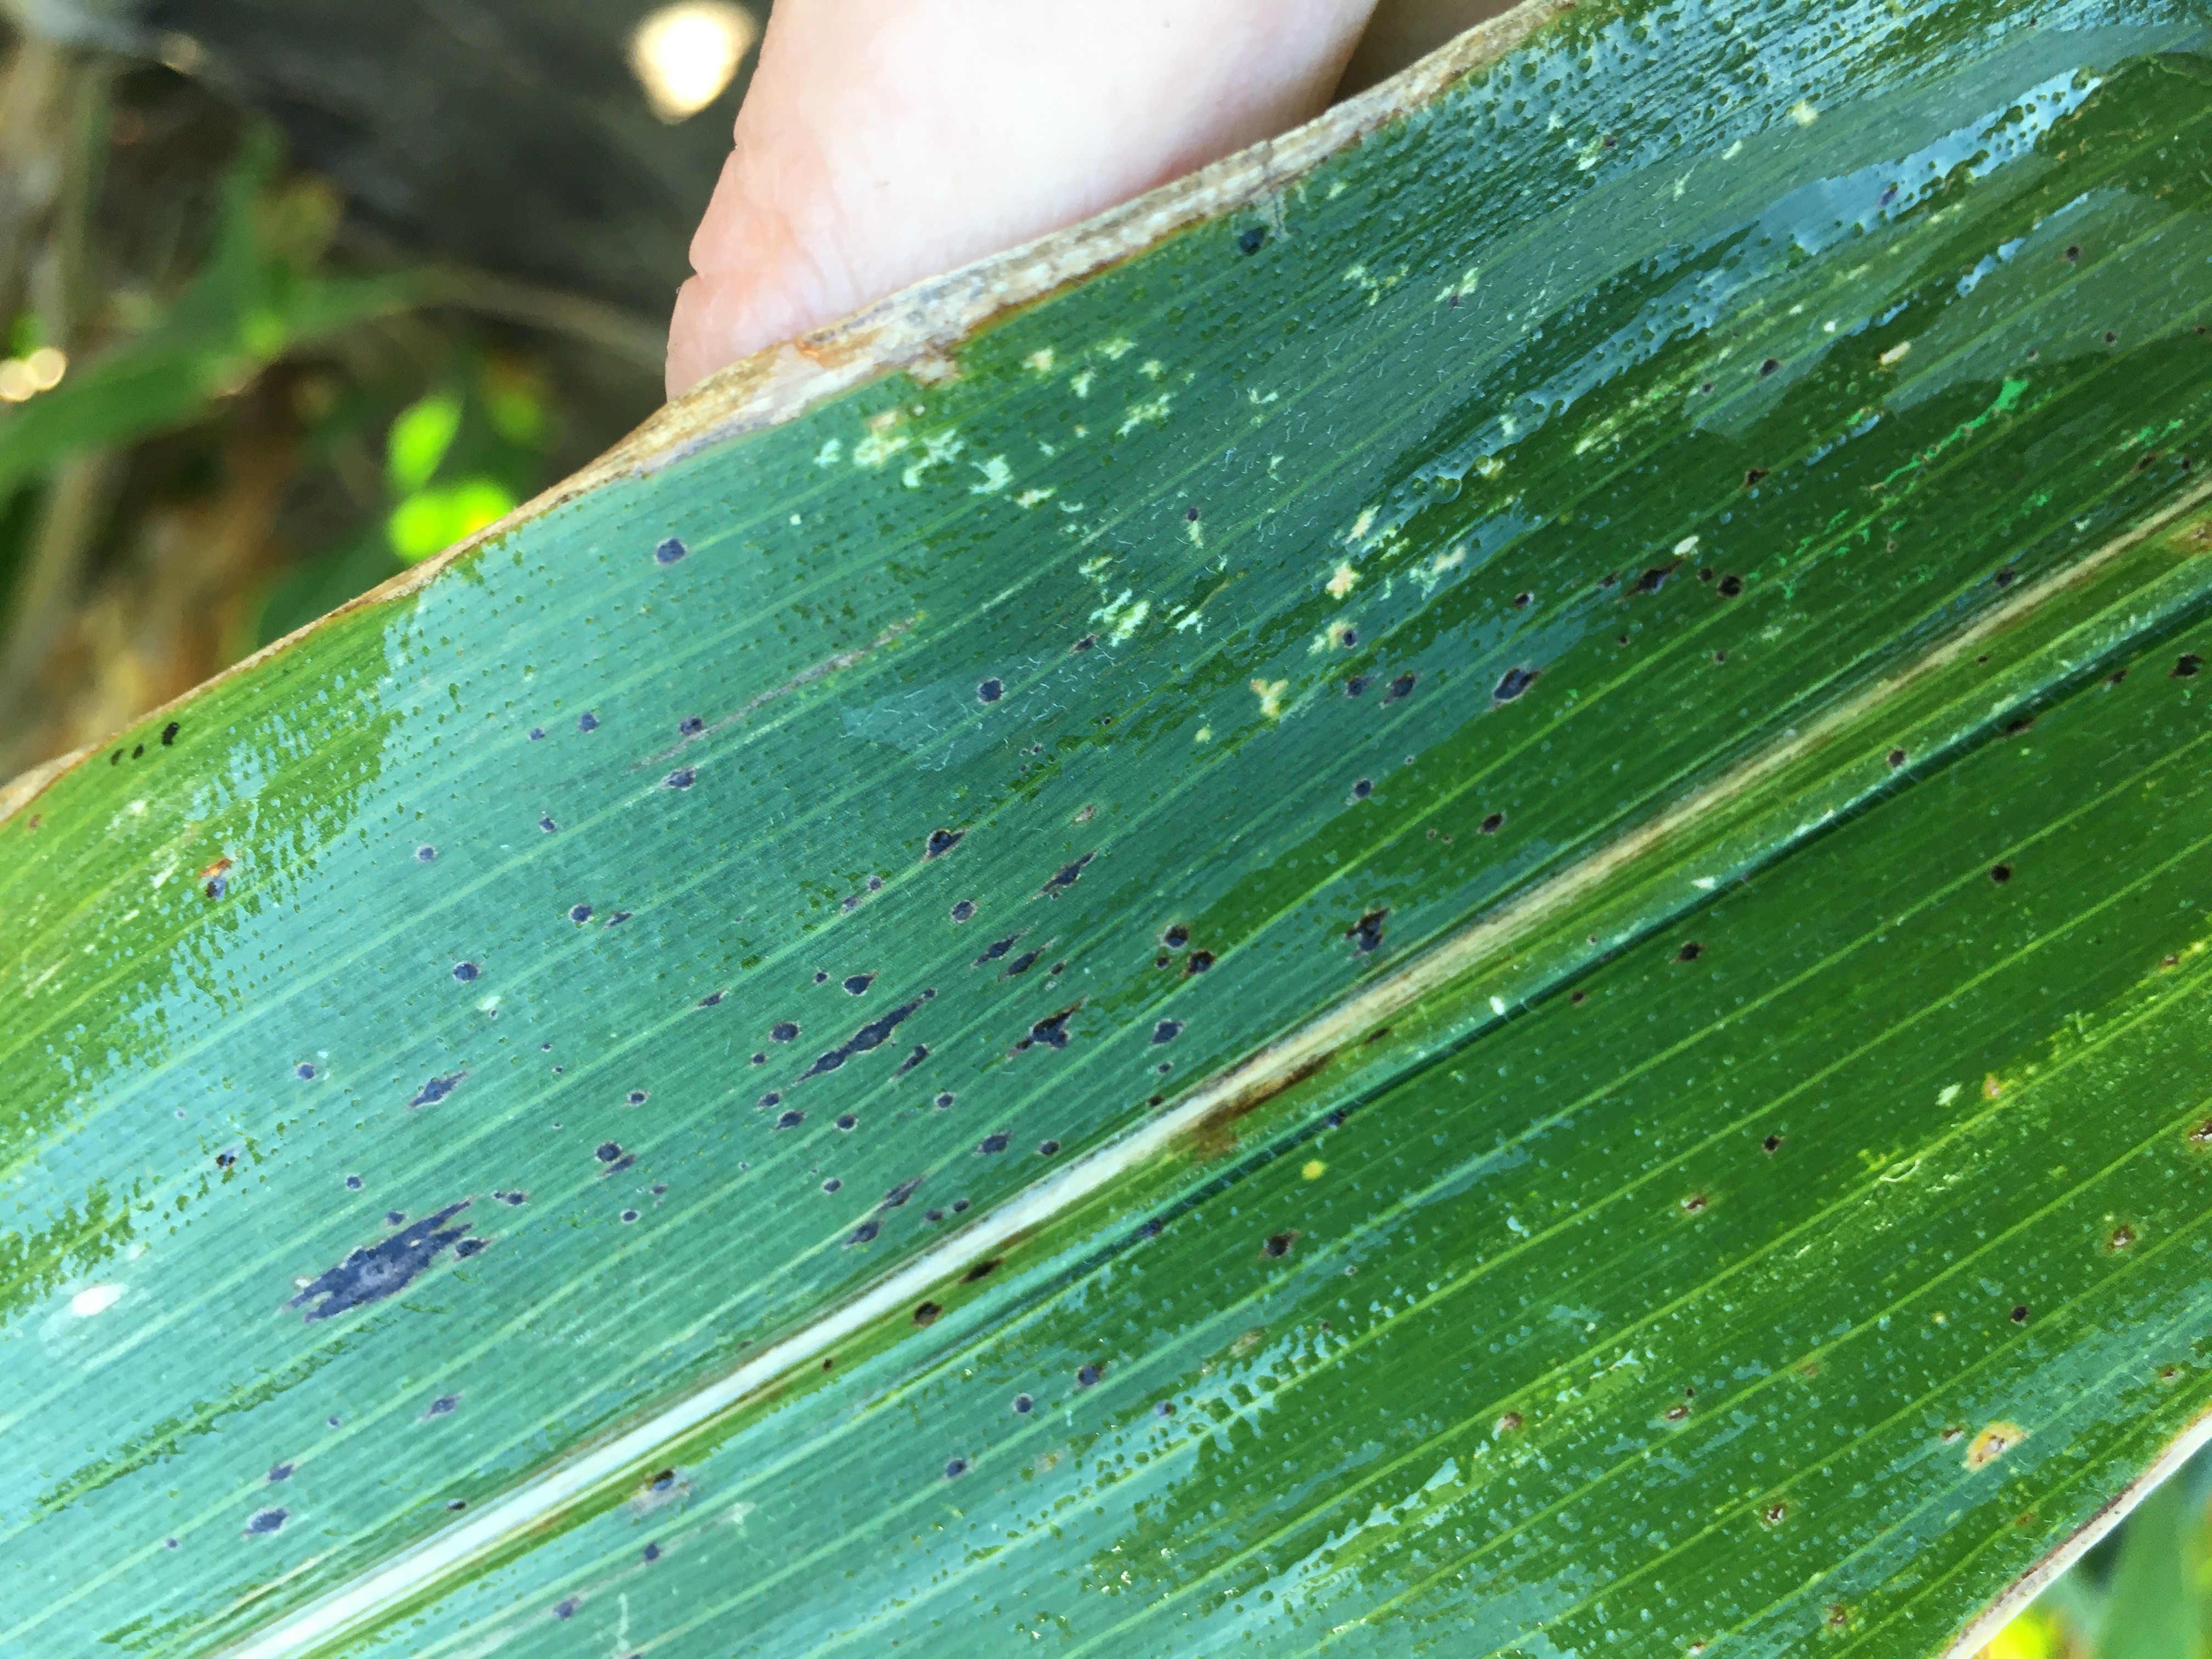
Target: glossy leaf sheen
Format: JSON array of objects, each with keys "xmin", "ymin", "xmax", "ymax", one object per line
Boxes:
[{"xmin": 7, "ymin": 3, "xmax": 2212, "ymax": 1655}]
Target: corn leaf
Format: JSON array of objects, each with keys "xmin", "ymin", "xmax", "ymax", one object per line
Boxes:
[{"xmin": 6, "ymin": 3, "xmax": 2212, "ymax": 1656}]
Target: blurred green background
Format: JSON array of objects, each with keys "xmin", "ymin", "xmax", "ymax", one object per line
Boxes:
[
  {"xmin": 0, "ymin": 0, "xmax": 763, "ymax": 778},
  {"xmin": 0, "ymin": 4, "xmax": 2205, "ymax": 1653}
]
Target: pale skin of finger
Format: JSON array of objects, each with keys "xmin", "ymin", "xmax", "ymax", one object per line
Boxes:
[{"xmin": 666, "ymin": 0, "xmax": 1378, "ymax": 397}]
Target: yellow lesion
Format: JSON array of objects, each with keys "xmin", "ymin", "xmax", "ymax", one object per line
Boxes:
[
  {"xmin": 1965, "ymin": 1420, "xmax": 2027, "ymax": 1470},
  {"xmin": 1251, "ymin": 679, "xmax": 1289, "ymax": 719},
  {"xmin": 1023, "ymin": 348, "xmax": 1054, "ymax": 373},
  {"xmin": 1327, "ymin": 562, "xmax": 1359, "ymax": 599}
]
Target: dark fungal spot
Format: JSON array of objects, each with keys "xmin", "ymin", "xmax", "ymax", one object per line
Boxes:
[
  {"xmin": 944, "ymin": 1457, "xmax": 969, "ymax": 1479},
  {"xmin": 643, "ymin": 1542, "xmax": 661, "ymax": 1562},
  {"xmin": 2011, "ymin": 1305, "xmax": 2030, "ymax": 1323},
  {"xmin": 1887, "ymin": 748, "xmax": 1907, "ymax": 768},
  {"xmin": 2002, "ymin": 715, "xmax": 2035, "ymax": 737},
  {"xmin": 843, "ymin": 973, "xmax": 876, "ymax": 996},
  {"xmin": 1758, "ymin": 357, "xmax": 1781, "ymax": 377},
  {"xmin": 297, "ymin": 1063, "xmax": 317, "ymax": 1081},
  {"xmin": 606, "ymin": 911, "xmax": 632, "ymax": 927},
  {"xmin": 663, "ymin": 769, "xmax": 696, "ymax": 790},
  {"xmin": 836, "ymin": 1114, "xmax": 857, "ymax": 1131},
  {"xmin": 934, "ymin": 1091, "xmax": 956, "ymax": 1109},
  {"xmin": 345, "ymin": 1173, "xmax": 363, "ymax": 1190},
  {"xmin": 977, "ymin": 678, "xmax": 1003, "ymax": 703},
  {"xmin": 926, "ymin": 827, "xmax": 965, "ymax": 859},
  {"xmin": 1028, "ymin": 1007, "xmax": 1079, "ymax": 1049},
  {"xmin": 1743, "ymin": 467, "xmax": 1769, "ymax": 488},
  {"xmin": 1676, "ymin": 941, "xmax": 1703, "ymax": 962},
  {"xmin": 1076, "ymin": 1363, "xmax": 1102, "ymax": 1387},
  {"xmin": 654, "ymin": 536, "xmax": 687, "ymax": 565},
  {"xmin": 774, "ymin": 1110, "xmax": 804, "ymax": 1130},
  {"xmin": 2104, "ymin": 330, "xmax": 2118, "ymax": 345},
  {"xmin": 553, "ymin": 1598, "xmax": 578, "ymax": 1620},
  {"xmin": 978, "ymin": 1131, "xmax": 1011, "ymax": 1155},
  {"xmin": 133, "ymin": 743, "xmax": 144, "ymax": 759},
  {"xmin": 1345, "ymin": 674, "xmax": 1372, "ymax": 697},
  {"xmin": 1513, "ymin": 590, "xmax": 1533, "ymax": 608},
  {"xmin": 1003, "ymin": 950, "xmax": 1040, "ymax": 977},
  {"xmin": 757, "ymin": 1092, "xmax": 781, "ymax": 1109},
  {"xmin": 1764, "ymin": 1134, "xmax": 1784, "ymax": 1152},
  {"xmin": 267, "ymin": 1462, "xmax": 294, "ymax": 1482},
  {"xmin": 386, "ymin": 1210, "xmax": 406, "ymax": 1226},
  {"xmin": 1382, "ymin": 673, "xmax": 1417, "ymax": 703},
  {"xmin": 1991, "ymin": 864, "xmax": 2012, "ymax": 884},
  {"xmin": 964, "ymin": 1259, "xmax": 1001, "ymax": 1283},
  {"xmin": 950, "ymin": 900, "xmax": 976, "ymax": 922},
  {"xmin": 771, "ymin": 1021, "xmax": 799, "ymax": 1041},
  {"xmin": 1163, "ymin": 923, "xmax": 1189, "ymax": 950},
  {"xmin": 503, "ymin": 1190, "xmax": 526, "ymax": 1205},
  {"xmin": 1155, "ymin": 1400, "xmax": 1176, "ymax": 1417},
  {"xmin": 914, "ymin": 1301, "xmax": 941, "ymax": 1325},
  {"xmin": 621, "ymin": 1209, "xmax": 640, "ymax": 1223},
  {"xmin": 409, "ymin": 1073, "xmax": 465, "ymax": 1109},
  {"xmin": 1717, "ymin": 573, "xmax": 1744, "ymax": 597},
  {"xmin": 1480, "ymin": 812, "xmax": 1504, "ymax": 834},
  {"xmin": 1012, "ymin": 1392, "xmax": 1034, "ymax": 1414},
  {"xmin": 1347, "ymin": 910, "xmax": 1387, "ymax": 953},
  {"xmin": 578, "ymin": 711, "xmax": 599, "ymax": 732},
  {"xmin": 204, "ymin": 873, "xmax": 227, "ymax": 900},
  {"xmin": 849, "ymin": 1218, "xmax": 880, "ymax": 1245},
  {"xmin": 1493, "ymin": 667, "xmax": 1539, "ymax": 703},
  {"xmin": 896, "ymin": 1043, "xmax": 929, "ymax": 1075},
  {"xmin": 698, "ymin": 989, "xmax": 725, "ymax": 1008},
  {"xmin": 161, "ymin": 721, "xmax": 179, "ymax": 746},
  {"xmin": 1633, "ymin": 562, "xmax": 1680, "ymax": 595},
  {"xmin": 1262, "ymin": 1232, "xmax": 1297, "ymax": 1258},
  {"xmin": 595, "ymin": 1142, "xmax": 623, "ymax": 1163},
  {"xmin": 974, "ymin": 933, "xmax": 1024, "ymax": 966},
  {"xmin": 1152, "ymin": 1019, "xmax": 1182, "ymax": 1045},
  {"xmin": 1352, "ymin": 778, "xmax": 1373, "ymax": 799},
  {"xmin": 569, "ymin": 904, "xmax": 592, "ymax": 924},
  {"xmin": 244, "ymin": 1508, "xmax": 288, "ymax": 1537},
  {"xmin": 416, "ymin": 845, "xmax": 436, "ymax": 862},
  {"xmin": 454, "ymin": 1237, "xmax": 488, "ymax": 1258},
  {"xmin": 424, "ymin": 1394, "xmax": 460, "ymax": 1418},
  {"xmin": 216, "ymin": 1148, "xmax": 238, "ymax": 1170},
  {"xmin": 802, "ymin": 994, "xmax": 931, "ymax": 1078},
  {"xmin": 1073, "ymin": 633, "xmax": 1095, "ymax": 652},
  {"xmin": 537, "ymin": 816, "xmax": 558, "ymax": 833},
  {"xmin": 2174, "ymin": 654, "xmax": 2204, "ymax": 679},
  {"xmin": 1238, "ymin": 224, "xmax": 1268, "ymax": 254},
  {"xmin": 452, "ymin": 962, "xmax": 478, "ymax": 983},
  {"xmin": 822, "ymin": 1178, "xmax": 842, "ymax": 1193},
  {"xmin": 110, "ymin": 749, "xmax": 120, "ymax": 765},
  {"xmin": 529, "ymin": 726, "xmax": 544, "ymax": 741},
  {"xmin": 678, "ymin": 715, "xmax": 703, "ymax": 736},
  {"xmin": 627, "ymin": 1090, "xmax": 648, "ymax": 1106},
  {"xmin": 1339, "ymin": 627, "xmax": 1356, "ymax": 646},
  {"xmin": 1040, "ymin": 851, "xmax": 1094, "ymax": 899},
  {"xmin": 1186, "ymin": 950, "xmax": 1215, "ymax": 975},
  {"xmin": 287, "ymin": 1200, "xmax": 473, "ymax": 1323}
]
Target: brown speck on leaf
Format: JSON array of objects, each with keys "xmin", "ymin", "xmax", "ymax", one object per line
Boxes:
[
  {"xmin": 1760, "ymin": 1503, "xmax": 1786, "ymax": 1526},
  {"xmin": 2190, "ymin": 1119, "xmax": 2212, "ymax": 1146},
  {"xmin": 1966, "ymin": 1421, "xmax": 2027, "ymax": 1469},
  {"xmin": 1681, "ymin": 1192, "xmax": 1707, "ymax": 1214},
  {"xmin": 913, "ymin": 1301, "xmax": 941, "ymax": 1325},
  {"xmin": 1494, "ymin": 1410, "xmax": 1523, "ymax": 1435},
  {"xmin": 1664, "ymin": 1404, "xmax": 1690, "ymax": 1421},
  {"xmin": 1984, "ymin": 1074, "xmax": 2004, "ymax": 1099},
  {"xmin": 2109, "ymin": 1224, "xmax": 2137, "ymax": 1250}
]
